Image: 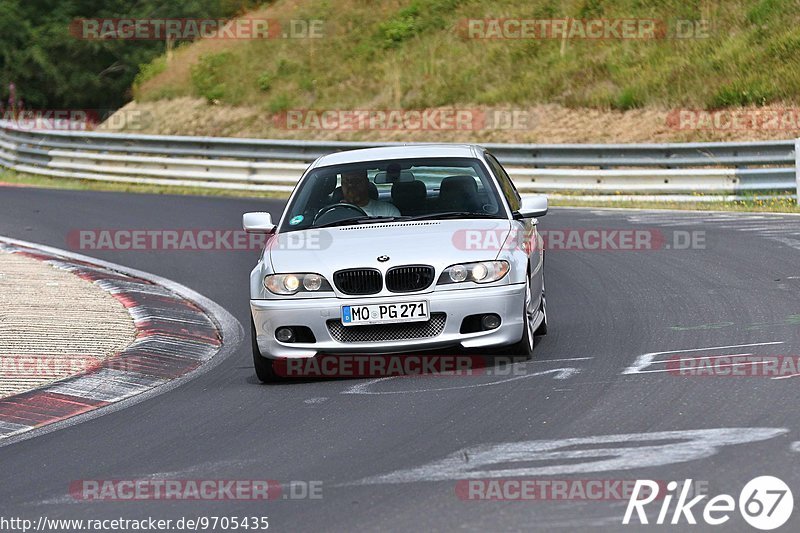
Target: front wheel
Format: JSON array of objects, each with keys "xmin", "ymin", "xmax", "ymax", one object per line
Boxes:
[
  {"xmin": 535, "ymin": 295, "xmax": 548, "ymax": 336},
  {"xmin": 506, "ymin": 277, "xmax": 547, "ymax": 358},
  {"xmin": 251, "ymin": 318, "xmax": 281, "ymax": 383}
]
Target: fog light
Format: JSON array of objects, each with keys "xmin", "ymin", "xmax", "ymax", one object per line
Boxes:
[
  {"xmin": 481, "ymin": 314, "xmax": 501, "ymax": 330},
  {"xmin": 275, "ymin": 327, "xmax": 295, "ymax": 342}
]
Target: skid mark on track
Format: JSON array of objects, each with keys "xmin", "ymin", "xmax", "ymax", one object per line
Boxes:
[
  {"xmin": 670, "ymin": 315, "xmax": 800, "ymax": 333},
  {"xmin": 341, "ymin": 367, "xmax": 580, "ymax": 395},
  {"xmin": 351, "ymin": 427, "xmax": 788, "ymax": 485},
  {"xmin": 304, "ymin": 397, "xmax": 329, "ymax": 404},
  {"xmin": 591, "ymin": 210, "xmax": 800, "ymax": 251}
]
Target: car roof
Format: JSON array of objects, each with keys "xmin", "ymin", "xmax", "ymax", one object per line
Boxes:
[{"xmin": 309, "ymin": 144, "xmax": 485, "ymax": 169}]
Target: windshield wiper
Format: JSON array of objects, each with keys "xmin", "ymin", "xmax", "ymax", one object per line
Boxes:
[
  {"xmin": 406, "ymin": 211, "xmax": 502, "ymax": 221},
  {"xmin": 354, "ymin": 216, "xmax": 412, "ymax": 224},
  {"xmin": 315, "ymin": 216, "xmax": 411, "ymax": 228}
]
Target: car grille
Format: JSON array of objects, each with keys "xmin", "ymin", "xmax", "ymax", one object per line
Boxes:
[
  {"xmin": 385, "ymin": 265, "xmax": 435, "ymax": 293},
  {"xmin": 334, "ymin": 268, "xmax": 382, "ymax": 295},
  {"xmin": 327, "ymin": 313, "xmax": 446, "ymax": 343}
]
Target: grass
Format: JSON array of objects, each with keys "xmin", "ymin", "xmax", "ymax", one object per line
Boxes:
[
  {"xmin": 0, "ymin": 170, "xmax": 284, "ymax": 199},
  {"xmin": 4, "ymin": 169, "xmax": 798, "ymax": 213},
  {"xmin": 549, "ymin": 196, "xmax": 800, "ymax": 213},
  {"xmin": 134, "ymin": 0, "xmax": 800, "ymax": 112}
]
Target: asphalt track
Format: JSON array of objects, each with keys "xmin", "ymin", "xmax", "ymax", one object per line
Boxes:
[{"xmin": 1, "ymin": 186, "xmax": 800, "ymax": 532}]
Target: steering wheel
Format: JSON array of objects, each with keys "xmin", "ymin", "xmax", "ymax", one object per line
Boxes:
[{"xmin": 313, "ymin": 203, "xmax": 368, "ymax": 225}]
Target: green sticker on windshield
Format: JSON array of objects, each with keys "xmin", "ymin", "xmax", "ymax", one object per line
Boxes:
[{"xmin": 289, "ymin": 215, "xmax": 304, "ymax": 225}]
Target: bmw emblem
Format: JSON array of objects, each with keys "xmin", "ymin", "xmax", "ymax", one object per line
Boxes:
[{"xmin": 377, "ymin": 255, "xmax": 390, "ymax": 262}]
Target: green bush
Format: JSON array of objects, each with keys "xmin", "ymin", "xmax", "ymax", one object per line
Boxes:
[
  {"xmin": 268, "ymin": 93, "xmax": 293, "ymax": 113},
  {"xmin": 578, "ymin": 0, "xmax": 605, "ymax": 18},
  {"xmin": 747, "ymin": 0, "xmax": 782, "ymax": 24},
  {"xmin": 377, "ymin": 0, "xmax": 462, "ymax": 48},
  {"xmin": 191, "ymin": 52, "xmax": 231, "ymax": 102},
  {"xmin": 614, "ymin": 87, "xmax": 644, "ymax": 110},
  {"xmin": 276, "ymin": 59, "xmax": 300, "ymax": 76},
  {"xmin": 709, "ymin": 82, "xmax": 773, "ymax": 108},
  {"xmin": 257, "ymin": 72, "xmax": 272, "ymax": 92},
  {"xmin": 378, "ymin": 6, "xmax": 420, "ymax": 48},
  {"xmin": 134, "ymin": 56, "xmax": 167, "ymax": 89}
]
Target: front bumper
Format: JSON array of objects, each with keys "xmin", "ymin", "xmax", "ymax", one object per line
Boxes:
[{"xmin": 250, "ymin": 284, "xmax": 525, "ymax": 359}]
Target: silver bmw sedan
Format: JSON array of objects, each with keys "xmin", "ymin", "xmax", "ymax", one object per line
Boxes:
[{"xmin": 244, "ymin": 144, "xmax": 548, "ymax": 382}]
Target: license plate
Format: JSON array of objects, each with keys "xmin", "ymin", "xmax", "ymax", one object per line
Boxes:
[{"xmin": 341, "ymin": 301, "xmax": 429, "ymax": 326}]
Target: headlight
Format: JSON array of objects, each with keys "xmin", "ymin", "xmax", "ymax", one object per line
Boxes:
[
  {"xmin": 449, "ymin": 264, "xmax": 468, "ymax": 283},
  {"xmin": 283, "ymin": 275, "xmax": 300, "ymax": 292},
  {"xmin": 438, "ymin": 261, "xmax": 509, "ymax": 285},
  {"xmin": 303, "ymin": 273, "xmax": 323, "ymax": 291},
  {"xmin": 264, "ymin": 273, "xmax": 332, "ymax": 295}
]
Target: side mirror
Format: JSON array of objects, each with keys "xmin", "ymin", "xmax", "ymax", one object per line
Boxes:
[
  {"xmin": 243, "ymin": 212, "xmax": 276, "ymax": 233},
  {"xmin": 514, "ymin": 195, "xmax": 548, "ymax": 219}
]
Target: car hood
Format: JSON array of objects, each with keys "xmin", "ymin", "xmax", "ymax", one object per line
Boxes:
[{"xmin": 268, "ymin": 219, "xmax": 513, "ymax": 274}]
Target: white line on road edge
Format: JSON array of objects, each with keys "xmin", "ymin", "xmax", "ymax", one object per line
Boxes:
[
  {"xmin": 553, "ymin": 206, "xmax": 800, "ymax": 217},
  {"xmin": 628, "ymin": 353, "xmax": 753, "ymax": 374},
  {"xmin": 622, "ymin": 342, "xmax": 784, "ymax": 375},
  {"xmin": 533, "ymin": 357, "xmax": 594, "ymax": 363},
  {"xmin": 771, "ymin": 372, "xmax": 800, "ymax": 381},
  {"xmin": 635, "ymin": 361, "xmax": 769, "ymax": 375},
  {"xmin": 0, "ymin": 236, "xmax": 244, "ymax": 448}
]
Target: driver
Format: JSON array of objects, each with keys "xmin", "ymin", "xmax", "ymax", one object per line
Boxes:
[{"xmin": 340, "ymin": 169, "xmax": 400, "ymax": 217}]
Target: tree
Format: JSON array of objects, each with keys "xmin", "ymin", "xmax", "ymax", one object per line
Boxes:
[{"xmin": 0, "ymin": 0, "xmax": 262, "ymax": 110}]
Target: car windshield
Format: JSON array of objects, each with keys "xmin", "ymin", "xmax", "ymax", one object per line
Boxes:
[{"xmin": 279, "ymin": 157, "xmax": 505, "ymax": 232}]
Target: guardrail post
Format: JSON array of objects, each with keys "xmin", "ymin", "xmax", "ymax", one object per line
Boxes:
[{"xmin": 796, "ymin": 138, "xmax": 800, "ymax": 202}]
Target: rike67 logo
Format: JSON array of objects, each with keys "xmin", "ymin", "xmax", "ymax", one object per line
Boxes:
[{"xmin": 624, "ymin": 476, "xmax": 793, "ymax": 530}]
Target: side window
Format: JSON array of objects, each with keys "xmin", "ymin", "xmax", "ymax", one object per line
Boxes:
[{"xmin": 486, "ymin": 154, "xmax": 521, "ymax": 212}]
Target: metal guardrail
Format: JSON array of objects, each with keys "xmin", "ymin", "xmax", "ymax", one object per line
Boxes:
[{"xmin": 0, "ymin": 120, "xmax": 797, "ymax": 200}]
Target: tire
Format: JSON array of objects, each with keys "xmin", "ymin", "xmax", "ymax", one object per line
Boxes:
[
  {"xmin": 535, "ymin": 271, "xmax": 548, "ymax": 336},
  {"xmin": 251, "ymin": 318, "xmax": 281, "ymax": 383},
  {"xmin": 534, "ymin": 294, "xmax": 548, "ymax": 336},
  {"xmin": 506, "ymin": 277, "xmax": 538, "ymax": 358},
  {"xmin": 536, "ymin": 253, "xmax": 548, "ymax": 337}
]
